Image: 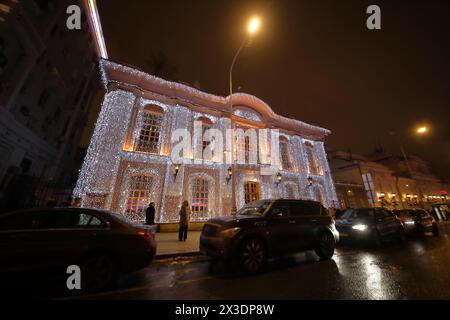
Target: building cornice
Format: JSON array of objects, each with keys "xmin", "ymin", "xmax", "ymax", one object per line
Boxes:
[{"xmin": 99, "ymin": 59, "xmax": 331, "ymax": 140}]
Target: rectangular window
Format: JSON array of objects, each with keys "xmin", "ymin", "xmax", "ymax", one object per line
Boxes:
[
  {"xmin": 125, "ymin": 175, "xmax": 153, "ymax": 220},
  {"xmin": 191, "ymin": 178, "xmax": 209, "ymax": 216},
  {"xmin": 362, "ymin": 173, "xmax": 376, "ymax": 205},
  {"xmin": 135, "ymin": 111, "xmax": 163, "ymax": 154},
  {"xmin": 234, "ymin": 129, "xmax": 257, "ymax": 164},
  {"xmin": 280, "ymin": 140, "xmax": 292, "ymax": 170},
  {"xmin": 244, "ymin": 181, "xmax": 260, "ymax": 204},
  {"xmin": 202, "ymin": 124, "xmax": 211, "ymax": 159},
  {"xmin": 305, "ymin": 144, "xmax": 320, "ymax": 175}
]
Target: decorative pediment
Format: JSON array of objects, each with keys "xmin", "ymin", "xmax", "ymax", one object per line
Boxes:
[{"xmin": 233, "ymin": 108, "xmax": 262, "ymax": 122}]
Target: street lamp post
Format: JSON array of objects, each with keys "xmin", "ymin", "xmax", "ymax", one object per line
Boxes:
[
  {"xmin": 391, "ymin": 125, "xmax": 429, "ymax": 209},
  {"xmin": 229, "ymin": 16, "xmax": 261, "ymax": 214}
]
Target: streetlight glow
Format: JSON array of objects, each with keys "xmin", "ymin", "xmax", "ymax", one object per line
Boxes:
[
  {"xmin": 247, "ymin": 16, "xmax": 261, "ymax": 34},
  {"xmin": 417, "ymin": 126, "xmax": 427, "ymax": 134}
]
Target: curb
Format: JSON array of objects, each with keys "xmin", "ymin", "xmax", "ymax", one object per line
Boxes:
[{"xmin": 154, "ymin": 251, "xmax": 202, "ymax": 260}]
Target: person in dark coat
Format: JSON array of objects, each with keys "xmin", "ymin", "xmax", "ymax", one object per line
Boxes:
[
  {"xmin": 145, "ymin": 202, "xmax": 155, "ymax": 225},
  {"xmin": 178, "ymin": 200, "xmax": 191, "ymax": 241}
]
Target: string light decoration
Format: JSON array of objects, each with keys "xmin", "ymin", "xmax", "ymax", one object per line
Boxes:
[
  {"xmin": 233, "ymin": 108, "xmax": 262, "ymax": 122},
  {"xmin": 75, "ymin": 60, "xmax": 339, "ymax": 223},
  {"xmin": 73, "ymin": 90, "xmax": 136, "ymax": 208}
]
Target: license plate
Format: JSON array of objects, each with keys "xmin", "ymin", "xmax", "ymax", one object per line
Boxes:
[{"xmin": 339, "ymin": 232, "xmax": 349, "ymax": 237}]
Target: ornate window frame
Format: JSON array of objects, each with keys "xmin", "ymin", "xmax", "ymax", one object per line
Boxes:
[
  {"xmin": 131, "ymin": 99, "xmax": 170, "ymax": 155},
  {"xmin": 279, "ymin": 135, "xmax": 293, "ymax": 171},
  {"xmin": 118, "ymin": 167, "xmax": 161, "ymax": 222},
  {"xmin": 188, "ymin": 172, "xmax": 215, "ymax": 221}
]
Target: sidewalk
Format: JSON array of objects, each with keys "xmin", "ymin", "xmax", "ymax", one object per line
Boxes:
[{"xmin": 154, "ymin": 231, "xmax": 201, "ymax": 258}]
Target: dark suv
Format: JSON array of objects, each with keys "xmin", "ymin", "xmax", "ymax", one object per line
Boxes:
[{"xmin": 200, "ymin": 199, "xmax": 339, "ymax": 273}]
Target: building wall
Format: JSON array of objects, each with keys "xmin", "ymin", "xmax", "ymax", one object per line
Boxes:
[
  {"xmin": 0, "ymin": 0, "xmax": 102, "ymax": 211},
  {"xmin": 74, "ymin": 61, "xmax": 339, "ymax": 222},
  {"xmin": 329, "ymin": 151, "xmax": 449, "ymax": 211}
]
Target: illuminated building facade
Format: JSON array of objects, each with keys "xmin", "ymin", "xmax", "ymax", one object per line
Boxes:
[{"xmin": 74, "ymin": 60, "xmax": 338, "ymax": 223}]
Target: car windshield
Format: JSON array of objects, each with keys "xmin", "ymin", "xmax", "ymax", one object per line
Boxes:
[
  {"xmin": 237, "ymin": 201, "xmax": 272, "ymax": 216},
  {"xmin": 410, "ymin": 210, "xmax": 429, "ymax": 218},
  {"xmin": 395, "ymin": 210, "xmax": 428, "ymax": 219},
  {"xmin": 339, "ymin": 209, "xmax": 374, "ymax": 220},
  {"xmin": 105, "ymin": 211, "xmax": 136, "ymax": 225}
]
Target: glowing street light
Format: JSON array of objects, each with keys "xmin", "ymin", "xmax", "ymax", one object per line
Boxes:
[
  {"xmin": 247, "ymin": 16, "xmax": 261, "ymax": 34},
  {"xmin": 416, "ymin": 126, "xmax": 428, "ymax": 134}
]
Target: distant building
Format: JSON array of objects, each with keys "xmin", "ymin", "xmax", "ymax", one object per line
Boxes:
[
  {"xmin": 0, "ymin": 0, "xmax": 106, "ymax": 212},
  {"xmin": 329, "ymin": 150, "xmax": 449, "ymax": 219},
  {"xmin": 73, "ymin": 60, "xmax": 339, "ymax": 223}
]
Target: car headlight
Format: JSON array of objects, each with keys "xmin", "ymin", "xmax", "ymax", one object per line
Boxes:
[
  {"xmin": 220, "ymin": 227, "xmax": 241, "ymax": 238},
  {"xmin": 405, "ymin": 221, "xmax": 415, "ymax": 225},
  {"xmin": 352, "ymin": 224, "xmax": 368, "ymax": 231}
]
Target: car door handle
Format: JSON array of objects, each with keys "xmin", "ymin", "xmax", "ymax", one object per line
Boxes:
[
  {"xmin": 311, "ymin": 218, "xmax": 318, "ymax": 222},
  {"xmin": 288, "ymin": 220, "xmax": 296, "ymax": 224}
]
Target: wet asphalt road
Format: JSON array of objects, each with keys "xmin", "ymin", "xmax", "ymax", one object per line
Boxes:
[{"xmin": 61, "ymin": 223, "xmax": 450, "ymax": 300}]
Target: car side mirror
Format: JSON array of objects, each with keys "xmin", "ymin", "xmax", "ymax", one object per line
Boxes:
[{"xmin": 271, "ymin": 209, "xmax": 283, "ymax": 218}]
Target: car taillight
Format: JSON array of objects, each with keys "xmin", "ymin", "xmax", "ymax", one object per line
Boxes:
[{"xmin": 137, "ymin": 231, "xmax": 151, "ymax": 240}]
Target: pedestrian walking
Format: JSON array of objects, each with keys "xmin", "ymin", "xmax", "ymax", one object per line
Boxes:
[{"xmin": 178, "ymin": 200, "xmax": 191, "ymax": 241}]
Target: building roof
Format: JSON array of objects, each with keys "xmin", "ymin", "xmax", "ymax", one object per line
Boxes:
[{"xmin": 99, "ymin": 59, "xmax": 332, "ymax": 140}]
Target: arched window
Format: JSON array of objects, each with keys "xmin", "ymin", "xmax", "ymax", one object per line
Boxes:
[
  {"xmin": 194, "ymin": 117, "xmax": 212, "ymax": 160},
  {"xmin": 125, "ymin": 174, "xmax": 154, "ymax": 221},
  {"xmin": 191, "ymin": 177, "xmax": 210, "ymax": 218},
  {"xmin": 135, "ymin": 105, "xmax": 164, "ymax": 154},
  {"xmin": 234, "ymin": 127, "xmax": 257, "ymax": 164},
  {"xmin": 279, "ymin": 136, "xmax": 293, "ymax": 170},
  {"xmin": 244, "ymin": 181, "xmax": 260, "ymax": 203},
  {"xmin": 305, "ymin": 141, "xmax": 319, "ymax": 175}
]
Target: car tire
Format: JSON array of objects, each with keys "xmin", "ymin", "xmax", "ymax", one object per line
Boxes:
[
  {"xmin": 372, "ymin": 230, "xmax": 382, "ymax": 248},
  {"xmin": 397, "ymin": 227, "xmax": 406, "ymax": 242},
  {"xmin": 432, "ymin": 224, "xmax": 439, "ymax": 237},
  {"xmin": 239, "ymin": 238, "xmax": 267, "ymax": 274},
  {"xmin": 81, "ymin": 253, "xmax": 117, "ymax": 291},
  {"xmin": 315, "ymin": 231, "xmax": 335, "ymax": 260}
]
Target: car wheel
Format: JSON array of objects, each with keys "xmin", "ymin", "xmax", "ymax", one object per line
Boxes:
[
  {"xmin": 315, "ymin": 232, "xmax": 335, "ymax": 260},
  {"xmin": 239, "ymin": 238, "xmax": 267, "ymax": 273},
  {"xmin": 432, "ymin": 224, "xmax": 439, "ymax": 237},
  {"xmin": 81, "ymin": 253, "xmax": 117, "ymax": 291},
  {"xmin": 397, "ymin": 227, "xmax": 406, "ymax": 242},
  {"xmin": 372, "ymin": 230, "xmax": 382, "ymax": 248}
]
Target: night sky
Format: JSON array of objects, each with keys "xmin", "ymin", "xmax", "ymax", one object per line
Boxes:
[{"xmin": 97, "ymin": 0, "xmax": 450, "ymax": 179}]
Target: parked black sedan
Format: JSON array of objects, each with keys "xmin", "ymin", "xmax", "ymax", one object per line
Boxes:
[
  {"xmin": 393, "ymin": 209, "xmax": 439, "ymax": 236},
  {"xmin": 0, "ymin": 207, "xmax": 156, "ymax": 291},
  {"xmin": 335, "ymin": 208, "xmax": 406, "ymax": 247},
  {"xmin": 200, "ymin": 199, "xmax": 339, "ymax": 273}
]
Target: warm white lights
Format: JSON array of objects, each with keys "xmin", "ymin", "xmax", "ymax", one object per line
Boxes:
[
  {"xmin": 75, "ymin": 60, "xmax": 338, "ymax": 222},
  {"xmin": 247, "ymin": 17, "xmax": 261, "ymax": 34},
  {"xmin": 416, "ymin": 126, "xmax": 427, "ymax": 134}
]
